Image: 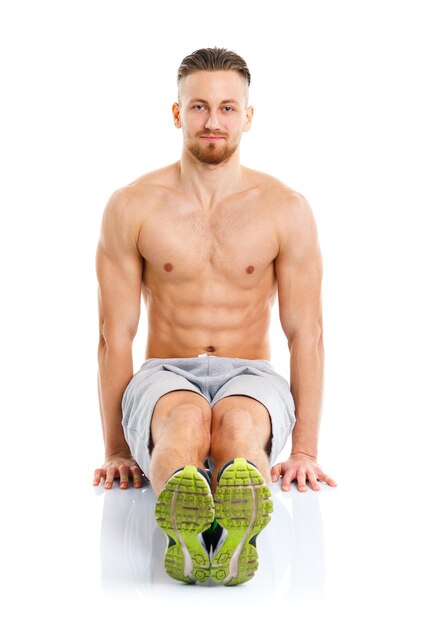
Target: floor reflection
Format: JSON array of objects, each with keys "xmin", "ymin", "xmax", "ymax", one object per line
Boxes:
[{"xmin": 96, "ymin": 477, "xmax": 326, "ymax": 603}]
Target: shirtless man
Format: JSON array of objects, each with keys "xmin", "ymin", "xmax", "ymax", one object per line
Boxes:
[{"xmin": 93, "ymin": 47, "xmax": 336, "ymax": 586}]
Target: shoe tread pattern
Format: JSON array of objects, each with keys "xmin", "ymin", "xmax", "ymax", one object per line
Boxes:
[
  {"xmin": 211, "ymin": 457, "xmax": 273, "ymax": 586},
  {"xmin": 155, "ymin": 465, "xmax": 214, "ymax": 583}
]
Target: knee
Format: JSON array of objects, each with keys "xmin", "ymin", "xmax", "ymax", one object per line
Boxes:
[
  {"xmin": 212, "ymin": 408, "xmax": 254, "ymax": 438},
  {"xmin": 170, "ymin": 403, "xmax": 211, "ymax": 441}
]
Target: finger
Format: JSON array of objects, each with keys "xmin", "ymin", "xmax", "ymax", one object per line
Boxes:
[
  {"xmin": 317, "ymin": 472, "xmax": 337, "ymax": 487},
  {"xmin": 297, "ymin": 469, "xmax": 307, "ymax": 492},
  {"xmin": 270, "ymin": 465, "xmax": 282, "ymax": 482},
  {"xmin": 131, "ymin": 466, "xmax": 142, "ymax": 488},
  {"xmin": 119, "ymin": 464, "xmax": 129, "ymax": 489},
  {"xmin": 93, "ymin": 469, "xmax": 105, "ymax": 486},
  {"xmin": 105, "ymin": 467, "xmax": 116, "ymax": 489},
  {"xmin": 324, "ymin": 475, "xmax": 337, "ymax": 487},
  {"xmin": 308, "ymin": 471, "xmax": 321, "ymax": 491},
  {"xmin": 281, "ymin": 471, "xmax": 294, "ymax": 491}
]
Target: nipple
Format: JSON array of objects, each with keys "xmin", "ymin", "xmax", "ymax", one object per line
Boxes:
[
  {"xmin": 164, "ymin": 263, "xmax": 174, "ymax": 272},
  {"xmin": 246, "ymin": 265, "xmax": 255, "ymax": 274}
]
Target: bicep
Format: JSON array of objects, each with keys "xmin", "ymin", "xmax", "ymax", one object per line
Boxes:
[
  {"xmin": 96, "ymin": 190, "xmax": 142, "ymax": 343},
  {"xmin": 275, "ymin": 194, "xmax": 323, "ymax": 342}
]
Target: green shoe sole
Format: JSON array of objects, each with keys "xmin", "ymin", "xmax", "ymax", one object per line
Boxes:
[
  {"xmin": 211, "ymin": 457, "xmax": 273, "ymax": 586},
  {"xmin": 155, "ymin": 465, "xmax": 215, "ymax": 584}
]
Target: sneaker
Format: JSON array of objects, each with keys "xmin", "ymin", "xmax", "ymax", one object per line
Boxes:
[
  {"xmin": 211, "ymin": 457, "xmax": 273, "ymax": 586},
  {"xmin": 201, "ymin": 517, "xmax": 224, "ymax": 555},
  {"xmin": 155, "ymin": 465, "xmax": 215, "ymax": 584}
]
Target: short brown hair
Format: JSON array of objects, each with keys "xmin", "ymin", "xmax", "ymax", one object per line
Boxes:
[{"xmin": 177, "ymin": 46, "xmax": 251, "ymax": 103}]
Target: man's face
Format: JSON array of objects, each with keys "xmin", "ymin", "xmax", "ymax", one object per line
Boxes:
[{"xmin": 173, "ymin": 70, "xmax": 253, "ymax": 165}]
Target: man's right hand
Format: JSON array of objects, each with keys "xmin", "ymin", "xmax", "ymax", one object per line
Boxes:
[{"xmin": 93, "ymin": 451, "xmax": 143, "ymax": 489}]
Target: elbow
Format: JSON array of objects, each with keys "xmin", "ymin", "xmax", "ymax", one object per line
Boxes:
[
  {"xmin": 287, "ymin": 325, "xmax": 323, "ymax": 351},
  {"xmin": 98, "ymin": 325, "xmax": 136, "ymax": 350}
]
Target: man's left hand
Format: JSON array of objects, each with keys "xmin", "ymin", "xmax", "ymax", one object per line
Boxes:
[{"xmin": 271, "ymin": 453, "xmax": 337, "ymax": 492}]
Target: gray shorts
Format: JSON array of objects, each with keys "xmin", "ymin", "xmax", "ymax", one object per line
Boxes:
[{"xmin": 121, "ymin": 353, "xmax": 296, "ymax": 480}]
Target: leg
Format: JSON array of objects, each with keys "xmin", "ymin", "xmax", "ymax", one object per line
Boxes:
[
  {"xmin": 209, "ymin": 394, "xmax": 272, "ymax": 491},
  {"xmin": 150, "ymin": 390, "xmax": 214, "ymax": 584},
  {"xmin": 209, "ymin": 395, "xmax": 273, "ymax": 586},
  {"xmin": 149, "ymin": 389, "xmax": 212, "ymax": 495}
]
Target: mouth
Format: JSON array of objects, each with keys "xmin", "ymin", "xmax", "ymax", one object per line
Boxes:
[{"xmin": 200, "ymin": 136, "xmax": 225, "ymax": 142}]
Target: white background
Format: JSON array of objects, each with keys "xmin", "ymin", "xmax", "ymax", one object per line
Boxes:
[{"xmin": 1, "ymin": 1, "xmax": 420, "ymax": 624}]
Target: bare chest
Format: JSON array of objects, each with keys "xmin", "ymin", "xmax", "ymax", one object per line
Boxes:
[{"xmin": 138, "ymin": 200, "xmax": 279, "ymax": 286}]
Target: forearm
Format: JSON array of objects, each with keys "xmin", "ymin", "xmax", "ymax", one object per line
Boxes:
[
  {"xmin": 97, "ymin": 339, "xmax": 134, "ymax": 456},
  {"xmin": 288, "ymin": 335, "xmax": 324, "ymax": 458}
]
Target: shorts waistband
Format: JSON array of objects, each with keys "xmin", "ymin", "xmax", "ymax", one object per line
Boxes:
[
  {"xmin": 141, "ymin": 353, "xmax": 274, "ymax": 370},
  {"xmin": 144, "ymin": 352, "xmax": 272, "ymax": 364}
]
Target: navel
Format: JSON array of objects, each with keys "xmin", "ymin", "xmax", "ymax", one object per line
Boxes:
[
  {"xmin": 164, "ymin": 263, "xmax": 174, "ymax": 272},
  {"xmin": 246, "ymin": 265, "xmax": 255, "ymax": 274},
  {"xmin": 206, "ymin": 345, "xmax": 216, "ymax": 352}
]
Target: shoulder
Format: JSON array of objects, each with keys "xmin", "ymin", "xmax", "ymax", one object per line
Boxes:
[
  {"xmin": 245, "ymin": 169, "xmax": 319, "ymax": 257},
  {"xmin": 108, "ymin": 163, "xmax": 178, "ymax": 210},
  {"xmin": 243, "ymin": 167, "xmax": 308, "ymax": 207},
  {"xmin": 102, "ymin": 162, "xmax": 179, "ymax": 232},
  {"xmin": 244, "ymin": 167, "xmax": 315, "ymax": 230}
]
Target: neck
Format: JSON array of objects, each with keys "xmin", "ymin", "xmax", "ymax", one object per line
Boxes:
[{"xmin": 177, "ymin": 145, "xmax": 243, "ymax": 209}]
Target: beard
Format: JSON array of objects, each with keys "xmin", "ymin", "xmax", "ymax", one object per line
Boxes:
[{"xmin": 185, "ymin": 135, "xmax": 239, "ymax": 165}]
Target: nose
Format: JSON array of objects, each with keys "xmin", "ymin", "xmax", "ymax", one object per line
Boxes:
[{"xmin": 204, "ymin": 110, "xmax": 221, "ymax": 131}]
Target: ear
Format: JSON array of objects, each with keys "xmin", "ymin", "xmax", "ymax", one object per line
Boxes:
[
  {"xmin": 244, "ymin": 105, "xmax": 254, "ymax": 132},
  {"xmin": 172, "ymin": 102, "xmax": 182, "ymax": 129}
]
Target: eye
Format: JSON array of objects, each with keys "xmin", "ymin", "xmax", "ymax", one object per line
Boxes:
[
  {"xmin": 223, "ymin": 106, "xmax": 234, "ymax": 112},
  {"xmin": 193, "ymin": 105, "xmax": 205, "ymax": 110}
]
